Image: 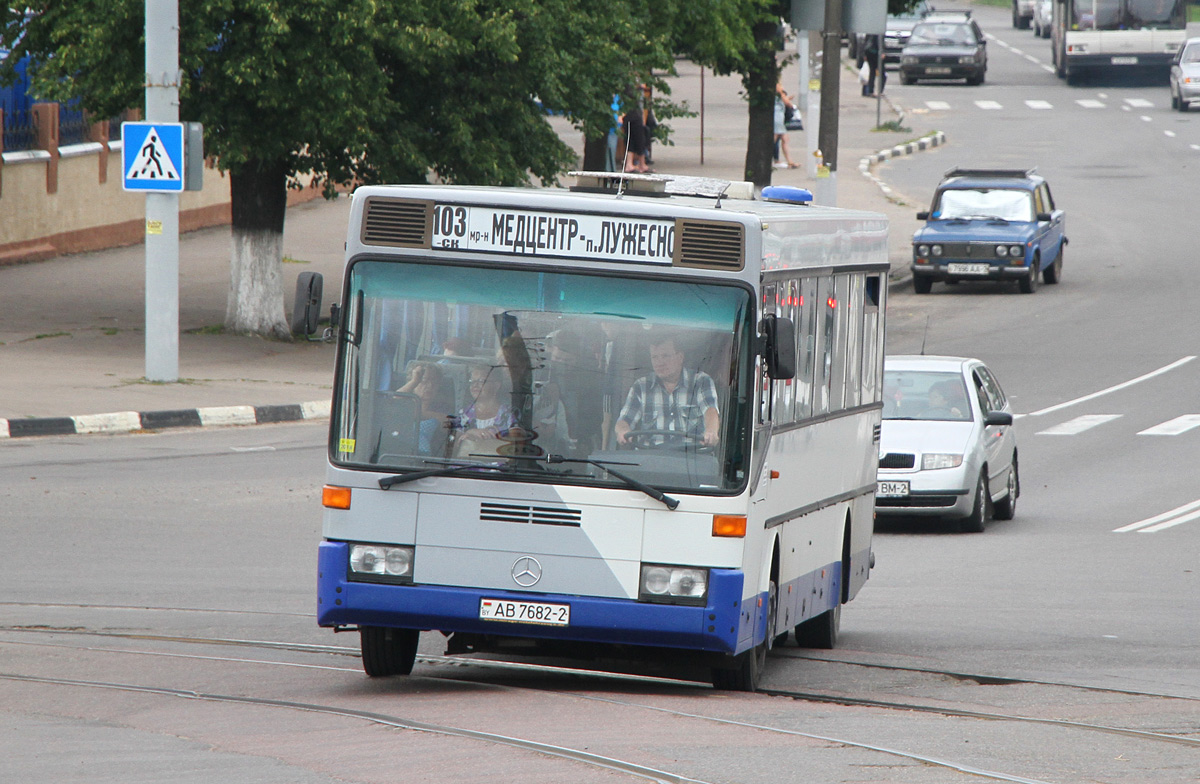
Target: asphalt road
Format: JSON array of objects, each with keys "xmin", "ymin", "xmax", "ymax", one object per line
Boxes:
[{"xmin": 2, "ymin": 9, "xmax": 1197, "ymax": 781}]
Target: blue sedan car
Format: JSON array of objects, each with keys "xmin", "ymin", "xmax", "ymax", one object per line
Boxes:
[{"xmin": 911, "ymin": 168, "xmax": 1067, "ymax": 294}]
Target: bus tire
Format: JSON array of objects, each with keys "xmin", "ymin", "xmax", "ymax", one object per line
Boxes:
[
  {"xmin": 960, "ymin": 471, "xmax": 989, "ymax": 533},
  {"xmin": 794, "ymin": 603, "xmax": 840, "ymax": 649},
  {"xmin": 360, "ymin": 626, "xmax": 419, "ymax": 677},
  {"xmin": 712, "ymin": 578, "xmax": 775, "ymax": 691}
]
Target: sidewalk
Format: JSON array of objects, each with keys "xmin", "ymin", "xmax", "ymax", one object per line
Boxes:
[{"xmin": 0, "ymin": 50, "xmax": 940, "ymax": 435}]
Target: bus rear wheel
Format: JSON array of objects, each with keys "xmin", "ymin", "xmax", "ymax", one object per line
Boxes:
[
  {"xmin": 794, "ymin": 603, "xmax": 841, "ymax": 649},
  {"xmin": 360, "ymin": 626, "xmax": 420, "ymax": 677}
]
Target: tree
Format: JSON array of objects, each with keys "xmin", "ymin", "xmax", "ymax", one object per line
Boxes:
[{"xmin": 1, "ymin": 1, "xmax": 681, "ymax": 338}]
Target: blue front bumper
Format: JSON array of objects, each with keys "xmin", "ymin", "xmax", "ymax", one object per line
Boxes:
[{"xmin": 317, "ymin": 541, "xmax": 748, "ymax": 655}]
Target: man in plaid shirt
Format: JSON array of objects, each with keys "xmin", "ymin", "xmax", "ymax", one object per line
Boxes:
[{"xmin": 614, "ymin": 331, "xmax": 721, "ymax": 447}]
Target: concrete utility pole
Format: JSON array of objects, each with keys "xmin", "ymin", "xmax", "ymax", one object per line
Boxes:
[
  {"xmin": 816, "ymin": 0, "xmax": 842, "ymax": 206},
  {"xmin": 144, "ymin": 0, "xmax": 180, "ymax": 382}
]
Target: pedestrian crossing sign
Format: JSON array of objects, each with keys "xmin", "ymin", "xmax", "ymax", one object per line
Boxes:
[{"xmin": 121, "ymin": 122, "xmax": 185, "ymax": 192}]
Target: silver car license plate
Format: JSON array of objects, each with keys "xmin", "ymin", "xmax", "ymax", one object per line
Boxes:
[
  {"xmin": 877, "ymin": 480, "xmax": 910, "ymax": 498},
  {"xmin": 947, "ymin": 262, "xmax": 989, "ymax": 275},
  {"xmin": 479, "ymin": 598, "xmax": 570, "ymax": 626},
  {"xmin": 1111, "ymin": 56, "xmax": 1138, "ymax": 65},
  {"xmin": 926, "ymin": 66, "xmax": 952, "ymax": 74}
]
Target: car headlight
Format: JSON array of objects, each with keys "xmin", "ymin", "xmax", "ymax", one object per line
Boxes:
[
  {"xmin": 640, "ymin": 564, "xmax": 708, "ymax": 604},
  {"xmin": 958, "ymin": 55, "xmax": 976, "ymax": 64},
  {"xmin": 916, "ymin": 244, "xmax": 930, "ymax": 256},
  {"xmin": 902, "ymin": 55, "xmax": 917, "ymax": 65},
  {"xmin": 995, "ymin": 245, "xmax": 1009, "ymax": 257},
  {"xmin": 349, "ymin": 543, "xmax": 414, "ymax": 582},
  {"xmin": 1009, "ymin": 245, "xmax": 1024, "ymax": 257},
  {"xmin": 922, "ymin": 453, "xmax": 964, "ymax": 470},
  {"xmin": 931, "ymin": 244, "xmax": 943, "ymax": 256}
]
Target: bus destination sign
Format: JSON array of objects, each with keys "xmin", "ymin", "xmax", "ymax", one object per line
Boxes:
[{"xmin": 430, "ymin": 204, "xmax": 675, "ymax": 264}]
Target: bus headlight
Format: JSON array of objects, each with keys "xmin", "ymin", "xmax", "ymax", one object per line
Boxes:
[
  {"xmin": 922, "ymin": 453, "xmax": 963, "ymax": 470},
  {"xmin": 349, "ymin": 543, "xmax": 414, "ymax": 582},
  {"xmin": 640, "ymin": 564, "xmax": 708, "ymax": 604}
]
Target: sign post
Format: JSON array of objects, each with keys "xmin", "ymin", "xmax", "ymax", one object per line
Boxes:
[{"xmin": 127, "ymin": 0, "xmax": 180, "ymax": 382}]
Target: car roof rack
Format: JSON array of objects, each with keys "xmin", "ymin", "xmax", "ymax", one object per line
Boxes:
[{"xmin": 943, "ymin": 167, "xmax": 1037, "ymax": 179}]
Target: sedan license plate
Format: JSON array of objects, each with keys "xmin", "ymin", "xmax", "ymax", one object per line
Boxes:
[
  {"xmin": 947, "ymin": 262, "xmax": 989, "ymax": 275},
  {"xmin": 925, "ymin": 66, "xmax": 952, "ymax": 74},
  {"xmin": 479, "ymin": 598, "xmax": 570, "ymax": 626},
  {"xmin": 877, "ymin": 480, "xmax": 910, "ymax": 498},
  {"xmin": 1111, "ymin": 56, "xmax": 1138, "ymax": 65}
]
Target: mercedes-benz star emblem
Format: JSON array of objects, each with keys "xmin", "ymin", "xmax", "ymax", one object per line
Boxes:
[{"xmin": 511, "ymin": 556, "xmax": 542, "ymax": 587}]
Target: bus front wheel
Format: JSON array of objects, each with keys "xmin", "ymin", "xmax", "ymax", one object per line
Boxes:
[
  {"xmin": 711, "ymin": 579, "xmax": 775, "ymax": 691},
  {"xmin": 360, "ymin": 626, "xmax": 420, "ymax": 677}
]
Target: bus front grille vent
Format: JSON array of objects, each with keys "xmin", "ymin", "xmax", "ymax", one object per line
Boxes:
[
  {"xmin": 480, "ymin": 502, "xmax": 583, "ymax": 527},
  {"xmin": 673, "ymin": 220, "xmax": 745, "ymax": 271},
  {"xmin": 361, "ymin": 198, "xmax": 433, "ymax": 248}
]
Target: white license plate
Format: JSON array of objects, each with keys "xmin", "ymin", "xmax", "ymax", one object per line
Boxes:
[
  {"xmin": 926, "ymin": 66, "xmax": 952, "ymax": 74},
  {"xmin": 947, "ymin": 262, "xmax": 989, "ymax": 275},
  {"xmin": 1111, "ymin": 56, "xmax": 1138, "ymax": 65},
  {"xmin": 479, "ymin": 598, "xmax": 570, "ymax": 626},
  {"xmin": 877, "ymin": 480, "xmax": 910, "ymax": 498}
]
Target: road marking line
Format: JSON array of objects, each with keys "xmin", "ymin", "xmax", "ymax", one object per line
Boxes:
[
  {"xmin": 1026, "ymin": 356, "xmax": 1196, "ymax": 417},
  {"xmin": 1025, "ymin": 100, "xmax": 1053, "ymax": 109},
  {"xmin": 1140, "ymin": 115, "xmax": 1152, "ymax": 122},
  {"xmin": 976, "ymin": 100, "xmax": 1003, "ymax": 110},
  {"xmin": 1077, "ymin": 99, "xmax": 1106, "ymax": 108},
  {"xmin": 1192, "ymin": 144, "xmax": 1200, "ymax": 151},
  {"xmin": 1165, "ymin": 130, "xmax": 1176, "ymax": 137},
  {"xmin": 1138, "ymin": 509, "xmax": 1200, "ymax": 533},
  {"xmin": 1125, "ymin": 98, "xmax": 1154, "ymax": 108},
  {"xmin": 1024, "ymin": 54, "xmax": 1040, "ymax": 64},
  {"xmin": 1011, "ymin": 47, "xmax": 1025, "ymax": 55},
  {"xmin": 1041, "ymin": 64, "xmax": 1056, "ymax": 73},
  {"xmin": 1138, "ymin": 415, "xmax": 1200, "ymax": 436},
  {"xmin": 926, "ymin": 100, "xmax": 952, "ymax": 110},
  {"xmin": 1036, "ymin": 414, "xmax": 1120, "ymax": 435},
  {"xmin": 1114, "ymin": 499, "xmax": 1200, "ymax": 532}
]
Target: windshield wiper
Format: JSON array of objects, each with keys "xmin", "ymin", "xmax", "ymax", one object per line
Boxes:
[
  {"xmin": 379, "ymin": 460, "xmax": 511, "ymax": 489},
  {"xmin": 543, "ymin": 454, "xmax": 680, "ymax": 511}
]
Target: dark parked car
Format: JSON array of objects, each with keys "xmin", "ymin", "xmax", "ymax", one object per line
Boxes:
[
  {"xmin": 911, "ymin": 168, "xmax": 1067, "ymax": 294},
  {"xmin": 883, "ymin": 1, "xmax": 932, "ymax": 65},
  {"xmin": 899, "ymin": 13, "xmax": 987, "ymax": 85}
]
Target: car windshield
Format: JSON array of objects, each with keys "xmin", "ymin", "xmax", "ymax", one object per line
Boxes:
[
  {"xmin": 1183, "ymin": 43, "xmax": 1200, "ymax": 63},
  {"xmin": 883, "ymin": 370, "xmax": 973, "ymax": 422},
  {"xmin": 934, "ymin": 188, "xmax": 1034, "ymax": 221},
  {"xmin": 909, "ymin": 22, "xmax": 976, "ymax": 45},
  {"xmin": 332, "ymin": 259, "xmax": 756, "ymax": 493}
]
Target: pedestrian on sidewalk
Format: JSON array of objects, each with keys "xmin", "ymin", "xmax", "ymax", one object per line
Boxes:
[
  {"xmin": 773, "ymin": 82, "xmax": 800, "ymax": 169},
  {"xmin": 621, "ymin": 88, "xmax": 652, "ymax": 173},
  {"xmin": 860, "ymin": 34, "xmax": 886, "ymax": 97}
]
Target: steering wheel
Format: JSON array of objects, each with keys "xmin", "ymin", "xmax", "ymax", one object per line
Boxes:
[{"xmin": 623, "ymin": 429, "xmax": 713, "ymax": 453}]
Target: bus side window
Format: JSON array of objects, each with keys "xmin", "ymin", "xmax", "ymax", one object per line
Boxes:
[
  {"xmin": 759, "ymin": 283, "xmax": 776, "ymax": 425},
  {"xmin": 796, "ymin": 277, "xmax": 817, "ymax": 420},
  {"xmin": 844, "ymin": 274, "xmax": 864, "ymax": 409},
  {"xmin": 861, "ymin": 275, "xmax": 882, "ymax": 404}
]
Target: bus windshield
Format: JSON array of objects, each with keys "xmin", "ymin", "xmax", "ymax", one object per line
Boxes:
[
  {"xmin": 332, "ymin": 259, "xmax": 756, "ymax": 493},
  {"xmin": 1070, "ymin": 0, "xmax": 1184, "ymax": 30}
]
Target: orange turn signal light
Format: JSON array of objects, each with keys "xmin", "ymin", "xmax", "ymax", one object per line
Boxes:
[
  {"xmin": 322, "ymin": 485, "xmax": 352, "ymax": 510},
  {"xmin": 712, "ymin": 514, "xmax": 747, "ymax": 538}
]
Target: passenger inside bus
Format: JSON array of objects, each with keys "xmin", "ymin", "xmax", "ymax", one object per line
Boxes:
[
  {"xmin": 450, "ymin": 364, "xmax": 519, "ymax": 455},
  {"xmin": 614, "ymin": 329, "xmax": 721, "ymax": 448},
  {"xmin": 394, "ymin": 361, "xmax": 454, "ymax": 456}
]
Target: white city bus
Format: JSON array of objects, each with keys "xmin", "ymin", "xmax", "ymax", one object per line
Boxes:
[
  {"xmin": 313, "ymin": 174, "xmax": 888, "ymax": 690},
  {"xmin": 1051, "ymin": 0, "xmax": 1187, "ymax": 83}
]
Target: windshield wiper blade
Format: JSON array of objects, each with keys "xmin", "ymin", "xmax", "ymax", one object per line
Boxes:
[
  {"xmin": 544, "ymin": 454, "xmax": 680, "ymax": 511},
  {"xmin": 379, "ymin": 461, "xmax": 508, "ymax": 489}
]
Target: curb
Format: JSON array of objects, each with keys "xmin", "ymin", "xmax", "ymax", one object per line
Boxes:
[
  {"xmin": 859, "ymin": 130, "xmax": 946, "ymax": 205},
  {"xmin": 0, "ymin": 400, "xmax": 331, "ymax": 439}
]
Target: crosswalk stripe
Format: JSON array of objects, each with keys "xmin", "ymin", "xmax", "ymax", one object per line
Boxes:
[
  {"xmin": 975, "ymin": 100, "xmax": 1003, "ymax": 110},
  {"xmin": 1077, "ymin": 99, "xmax": 1106, "ymax": 108},
  {"xmin": 1125, "ymin": 98, "xmax": 1154, "ymax": 108},
  {"xmin": 925, "ymin": 101, "xmax": 952, "ymax": 111},
  {"xmin": 1025, "ymin": 100, "xmax": 1053, "ymax": 109},
  {"xmin": 1036, "ymin": 414, "xmax": 1121, "ymax": 435},
  {"xmin": 1138, "ymin": 415, "xmax": 1200, "ymax": 436},
  {"xmin": 1114, "ymin": 499, "xmax": 1200, "ymax": 532}
]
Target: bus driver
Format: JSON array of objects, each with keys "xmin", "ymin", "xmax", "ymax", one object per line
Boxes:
[{"xmin": 614, "ymin": 329, "xmax": 720, "ymax": 447}]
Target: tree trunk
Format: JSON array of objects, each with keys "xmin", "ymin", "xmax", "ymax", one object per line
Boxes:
[
  {"xmin": 225, "ymin": 159, "xmax": 292, "ymax": 339},
  {"xmin": 582, "ymin": 133, "xmax": 609, "ymax": 172},
  {"xmin": 744, "ymin": 21, "xmax": 781, "ymax": 189}
]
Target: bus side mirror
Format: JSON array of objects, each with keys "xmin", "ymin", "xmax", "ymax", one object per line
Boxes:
[
  {"xmin": 761, "ymin": 315, "xmax": 796, "ymax": 380},
  {"xmin": 292, "ymin": 272, "xmax": 324, "ymax": 338}
]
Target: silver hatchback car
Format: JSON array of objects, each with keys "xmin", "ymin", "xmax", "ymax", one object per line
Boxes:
[
  {"xmin": 876, "ymin": 356, "xmax": 1019, "ymax": 532},
  {"xmin": 1170, "ymin": 37, "xmax": 1200, "ymax": 112}
]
